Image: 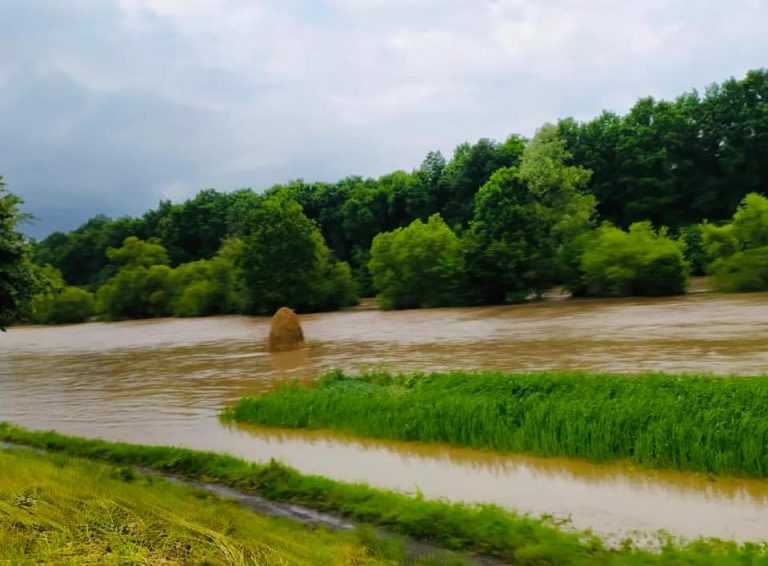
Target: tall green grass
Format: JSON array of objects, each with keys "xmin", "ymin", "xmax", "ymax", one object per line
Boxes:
[
  {"xmin": 3, "ymin": 424, "xmax": 768, "ymax": 565},
  {"xmin": 224, "ymin": 370, "xmax": 768, "ymax": 477}
]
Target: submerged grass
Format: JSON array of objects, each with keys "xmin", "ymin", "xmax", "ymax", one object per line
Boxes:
[
  {"xmin": 0, "ymin": 447, "xmax": 390, "ymax": 565},
  {"xmin": 224, "ymin": 370, "xmax": 768, "ymax": 477},
  {"xmin": 2, "ymin": 423, "xmax": 768, "ymax": 565}
]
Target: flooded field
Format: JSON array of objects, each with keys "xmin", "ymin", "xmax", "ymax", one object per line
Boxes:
[{"xmin": 2, "ymin": 291, "xmax": 768, "ymax": 542}]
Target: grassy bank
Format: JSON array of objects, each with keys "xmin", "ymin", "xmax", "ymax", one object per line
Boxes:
[
  {"xmin": 3, "ymin": 424, "xmax": 768, "ymax": 565},
  {"xmin": 0, "ymin": 423, "xmax": 594, "ymax": 564},
  {"xmin": 224, "ymin": 370, "xmax": 768, "ymax": 477},
  {"xmin": 0, "ymin": 447, "xmax": 394, "ymax": 565}
]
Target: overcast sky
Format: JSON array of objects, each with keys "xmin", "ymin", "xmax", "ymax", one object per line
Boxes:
[{"xmin": 2, "ymin": 0, "xmax": 767, "ymax": 237}]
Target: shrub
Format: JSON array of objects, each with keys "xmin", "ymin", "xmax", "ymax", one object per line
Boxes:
[
  {"xmin": 96, "ymin": 265, "xmax": 174, "ymax": 320},
  {"xmin": 709, "ymin": 246, "xmax": 768, "ymax": 292},
  {"xmin": 577, "ymin": 222, "xmax": 689, "ymax": 296},
  {"xmin": 39, "ymin": 287, "xmax": 95, "ymax": 324},
  {"xmin": 369, "ymin": 214, "xmax": 464, "ymax": 309},
  {"xmin": 702, "ymin": 193, "xmax": 768, "ymax": 292}
]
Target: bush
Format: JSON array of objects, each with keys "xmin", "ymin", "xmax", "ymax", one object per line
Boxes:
[
  {"xmin": 96, "ymin": 265, "xmax": 174, "ymax": 320},
  {"xmin": 709, "ymin": 246, "xmax": 768, "ymax": 292},
  {"xmin": 678, "ymin": 224, "xmax": 710, "ymax": 276},
  {"xmin": 702, "ymin": 193, "xmax": 768, "ymax": 292},
  {"xmin": 35, "ymin": 287, "xmax": 95, "ymax": 324},
  {"xmin": 369, "ymin": 214, "xmax": 464, "ymax": 309},
  {"xmin": 577, "ymin": 222, "xmax": 689, "ymax": 297}
]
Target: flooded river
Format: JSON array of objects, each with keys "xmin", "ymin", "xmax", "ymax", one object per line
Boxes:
[{"xmin": 2, "ymin": 292, "xmax": 768, "ymax": 543}]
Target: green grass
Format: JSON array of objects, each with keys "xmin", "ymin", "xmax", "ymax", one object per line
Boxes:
[
  {"xmin": 224, "ymin": 370, "xmax": 768, "ymax": 477},
  {"xmin": 3, "ymin": 424, "xmax": 768, "ymax": 565},
  {"xmin": 0, "ymin": 447, "xmax": 393, "ymax": 565}
]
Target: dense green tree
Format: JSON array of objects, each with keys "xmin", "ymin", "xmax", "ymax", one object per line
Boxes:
[
  {"xmin": 153, "ymin": 189, "xmax": 233, "ymax": 265},
  {"xmin": 708, "ymin": 248, "xmax": 768, "ymax": 292},
  {"xmin": 411, "ymin": 151, "xmax": 446, "ymax": 219},
  {"xmin": 464, "ymin": 126, "xmax": 595, "ymax": 303},
  {"xmin": 96, "ymin": 238, "xmax": 174, "ymax": 320},
  {"xmin": 576, "ymin": 223, "xmax": 689, "ymax": 297},
  {"xmin": 33, "ymin": 286, "xmax": 95, "ymax": 324},
  {"xmin": 276, "ymin": 181, "xmax": 351, "ymax": 260},
  {"xmin": 560, "ymin": 70, "xmax": 768, "ymax": 229},
  {"xmin": 439, "ymin": 135, "xmax": 526, "ymax": 227},
  {"xmin": 29, "ymin": 263, "xmax": 65, "ymax": 323},
  {"xmin": 0, "ymin": 178, "xmax": 40, "ymax": 329},
  {"xmin": 369, "ymin": 214, "xmax": 464, "ymax": 310},
  {"xmin": 223, "ymin": 188, "xmax": 264, "ymax": 237},
  {"xmin": 26, "ymin": 69, "xmax": 768, "ymax": 307},
  {"xmin": 703, "ymin": 193, "xmax": 768, "ymax": 291},
  {"xmin": 678, "ymin": 224, "xmax": 710, "ymax": 276},
  {"xmin": 170, "ymin": 238, "xmax": 247, "ymax": 317},
  {"xmin": 96, "ymin": 265, "xmax": 174, "ymax": 320},
  {"xmin": 239, "ymin": 195, "xmax": 357, "ymax": 314},
  {"xmin": 33, "ymin": 215, "xmax": 138, "ymax": 288},
  {"xmin": 106, "ymin": 236, "xmax": 169, "ymax": 268}
]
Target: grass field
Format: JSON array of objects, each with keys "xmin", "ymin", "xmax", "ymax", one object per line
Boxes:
[
  {"xmin": 0, "ymin": 447, "xmax": 402, "ymax": 565},
  {"xmin": 224, "ymin": 370, "xmax": 768, "ymax": 477}
]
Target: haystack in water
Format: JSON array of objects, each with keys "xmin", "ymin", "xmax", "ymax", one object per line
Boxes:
[{"xmin": 268, "ymin": 307, "xmax": 305, "ymax": 352}]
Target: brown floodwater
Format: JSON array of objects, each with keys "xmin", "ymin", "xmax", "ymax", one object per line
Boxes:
[{"xmin": 2, "ymin": 291, "xmax": 768, "ymax": 543}]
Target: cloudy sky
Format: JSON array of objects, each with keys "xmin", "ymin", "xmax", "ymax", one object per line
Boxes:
[{"xmin": 2, "ymin": 0, "xmax": 767, "ymax": 237}]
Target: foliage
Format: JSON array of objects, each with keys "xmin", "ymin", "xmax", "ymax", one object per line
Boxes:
[
  {"xmin": 227, "ymin": 370, "xmax": 768, "ymax": 478},
  {"xmin": 439, "ymin": 135, "xmax": 526, "ymax": 227},
  {"xmin": 559, "ymin": 69, "xmax": 768, "ymax": 229},
  {"xmin": 0, "ymin": 448, "xmax": 387, "ymax": 565},
  {"xmin": 106, "ymin": 235, "xmax": 169, "ymax": 268},
  {"xmin": 0, "ymin": 178, "xmax": 40, "ymax": 329},
  {"xmin": 97, "ymin": 264, "xmax": 174, "ymax": 320},
  {"xmin": 32, "ymin": 286, "xmax": 95, "ymax": 324},
  {"xmin": 150, "ymin": 189, "xmax": 233, "ymax": 265},
  {"xmin": 369, "ymin": 214, "xmax": 464, "ymax": 309},
  {"xmin": 678, "ymin": 224, "xmax": 710, "ymax": 276},
  {"xmin": 703, "ymin": 193, "xmax": 768, "ymax": 291},
  {"xmin": 464, "ymin": 125, "xmax": 595, "ymax": 303},
  {"xmin": 239, "ymin": 195, "xmax": 357, "ymax": 314},
  {"xmin": 574, "ymin": 222, "xmax": 689, "ymax": 297},
  {"xmin": 5, "ymin": 425, "xmax": 768, "ymax": 565},
  {"xmin": 96, "ymin": 237, "xmax": 174, "ymax": 320},
  {"xmin": 33, "ymin": 215, "xmax": 138, "ymax": 288},
  {"xmin": 170, "ymin": 237, "xmax": 247, "ymax": 317},
  {"xmin": 708, "ymin": 247, "xmax": 768, "ymax": 293},
  {"xmin": 28, "ymin": 263, "xmax": 65, "ymax": 322},
  {"xmin": 26, "ymin": 69, "xmax": 768, "ymax": 310}
]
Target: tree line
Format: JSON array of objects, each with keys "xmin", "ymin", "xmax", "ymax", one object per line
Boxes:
[{"xmin": 1, "ymin": 69, "xmax": 766, "ymax": 325}]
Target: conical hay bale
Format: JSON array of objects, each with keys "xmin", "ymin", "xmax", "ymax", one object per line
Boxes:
[{"xmin": 268, "ymin": 307, "xmax": 305, "ymax": 352}]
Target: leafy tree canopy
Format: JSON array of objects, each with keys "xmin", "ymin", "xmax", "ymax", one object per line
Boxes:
[
  {"xmin": 0, "ymin": 177, "xmax": 40, "ymax": 329},
  {"xmin": 369, "ymin": 214, "xmax": 464, "ymax": 310},
  {"xmin": 464, "ymin": 125, "xmax": 595, "ymax": 304}
]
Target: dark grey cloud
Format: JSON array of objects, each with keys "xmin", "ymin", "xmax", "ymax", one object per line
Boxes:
[{"xmin": 2, "ymin": 0, "xmax": 767, "ymax": 237}]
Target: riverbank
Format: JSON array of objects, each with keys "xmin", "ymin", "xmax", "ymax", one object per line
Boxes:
[
  {"xmin": 0, "ymin": 445, "xmax": 395, "ymax": 565},
  {"xmin": 225, "ymin": 370, "xmax": 768, "ymax": 477},
  {"xmin": 3, "ymin": 424, "xmax": 768, "ymax": 565}
]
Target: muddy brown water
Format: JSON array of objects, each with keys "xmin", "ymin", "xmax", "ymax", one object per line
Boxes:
[{"xmin": 2, "ymin": 291, "xmax": 768, "ymax": 543}]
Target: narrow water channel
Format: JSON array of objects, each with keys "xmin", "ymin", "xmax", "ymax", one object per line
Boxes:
[{"xmin": 2, "ymin": 292, "xmax": 768, "ymax": 542}]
